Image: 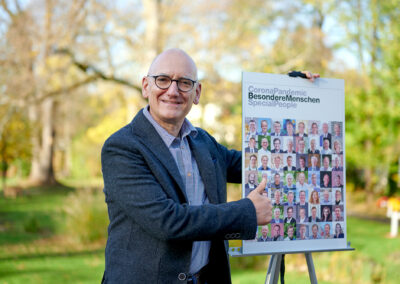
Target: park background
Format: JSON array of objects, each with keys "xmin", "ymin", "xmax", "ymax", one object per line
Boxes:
[{"xmin": 1, "ymin": 0, "xmax": 400, "ymax": 283}]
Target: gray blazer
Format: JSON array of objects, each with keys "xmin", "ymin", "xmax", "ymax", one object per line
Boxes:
[{"xmin": 101, "ymin": 109, "xmax": 257, "ymax": 284}]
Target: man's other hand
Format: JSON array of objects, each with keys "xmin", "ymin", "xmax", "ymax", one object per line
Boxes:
[
  {"xmin": 247, "ymin": 178, "xmax": 272, "ymax": 225},
  {"xmin": 301, "ymin": 70, "xmax": 320, "ymax": 82}
]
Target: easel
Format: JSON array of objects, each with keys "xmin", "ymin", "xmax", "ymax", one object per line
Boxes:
[{"xmin": 229, "ymin": 243, "xmax": 354, "ymax": 284}]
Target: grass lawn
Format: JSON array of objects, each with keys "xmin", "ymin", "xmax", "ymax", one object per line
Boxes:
[{"xmin": 0, "ymin": 186, "xmax": 399, "ymax": 283}]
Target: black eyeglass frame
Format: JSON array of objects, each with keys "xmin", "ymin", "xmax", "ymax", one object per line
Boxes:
[{"xmin": 147, "ymin": 75, "xmax": 197, "ymax": 92}]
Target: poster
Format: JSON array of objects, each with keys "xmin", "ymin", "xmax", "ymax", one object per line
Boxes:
[{"xmin": 242, "ymin": 72, "xmax": 347, "ymax": 254}]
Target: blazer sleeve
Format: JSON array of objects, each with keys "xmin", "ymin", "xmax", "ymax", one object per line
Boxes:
[{"xmin": 102, "ymin": 134, "xmax": 257, "ymax": 242}]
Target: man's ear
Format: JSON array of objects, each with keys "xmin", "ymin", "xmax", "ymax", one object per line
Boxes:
[
  {"xmin": 193, "ymin": 82, "xmax": 201, "ymax": 105},
  {"xmin": 142, "ymin": 76, "xmax": 149, "ymax": 99}
]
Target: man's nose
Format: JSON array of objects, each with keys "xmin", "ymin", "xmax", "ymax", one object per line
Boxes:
[{"xmin": 165, "ymin": 80, "xmax": 179, "ymax": 95}]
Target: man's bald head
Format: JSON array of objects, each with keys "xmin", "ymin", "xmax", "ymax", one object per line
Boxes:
[{"xmin": 147, "ymin": 48, "xmax": 198, "ymax": 80}]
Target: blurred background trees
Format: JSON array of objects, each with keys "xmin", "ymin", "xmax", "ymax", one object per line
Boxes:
[{"xmin": 1, "ymin": 0, "xmax": 399, "ymax": 200}]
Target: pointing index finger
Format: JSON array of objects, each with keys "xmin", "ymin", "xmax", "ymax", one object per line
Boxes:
[{"xmin": 255, "ymin": 178, "xmax": 267, "ymax": 194}]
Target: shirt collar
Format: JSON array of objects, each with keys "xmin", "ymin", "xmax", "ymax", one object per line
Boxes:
[{"xmin": 143, "ymin": 105, "xmax": 197, "ymax": 147}]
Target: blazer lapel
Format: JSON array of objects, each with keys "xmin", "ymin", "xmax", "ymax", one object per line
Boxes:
[
  {"xmin": 131, "ymin": 110, "xmax": 187, "ymax": 201},
  {"xmin": 188, "ymin": 136, "xmax": 219, "ymax": 204}
]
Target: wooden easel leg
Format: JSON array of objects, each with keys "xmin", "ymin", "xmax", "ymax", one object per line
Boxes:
[
  {"xmin": 265, "ymin": 254, "xmax": 282, "ymax": 284},
  {"xmin": 305, "ymin": 253, "xmax": 318, "ymax": 284}
]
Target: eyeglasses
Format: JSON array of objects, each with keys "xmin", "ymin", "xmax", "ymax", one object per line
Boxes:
[{"xmin": 147, "ymin": 75, "xmax": 197, "ymax": 92}]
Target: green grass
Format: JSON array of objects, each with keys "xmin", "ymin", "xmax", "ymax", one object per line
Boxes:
[{"xmin": 0, "ymin": 186, "xmax": 399, "ymax": 283}]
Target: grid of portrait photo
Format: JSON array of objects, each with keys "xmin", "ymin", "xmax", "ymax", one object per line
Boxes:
[{"xmin": 243, "ymin": 117, "xmax": 345, "ymax": 242}]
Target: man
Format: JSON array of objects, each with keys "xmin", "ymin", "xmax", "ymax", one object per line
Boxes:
[
  {"xmin": 332, "ymin": 155, "xmax": 343, "ymax": 171},
  {"xmin": 101, "ymin": 49, "xmax": 277, "ymax": 283},
  {"xmin": 308, "ymin": 206, "xmax": 321, "ymax": 222},
  {"xmin": 321, "ymin": 189, "xmax": 331, "ymax": 205},
  {"xmin": 298, "ymin": 224, "xmax": 308, "ymax": 240},
  {"xmin": 334, "ymin": 206, "xmax": 344, "ymax": 221},
  {"xmin": 296, "ymin": 138, "xmax": 307, "ymax": 154},
  {"xmin": 284, "ymin": 174, "xmax": 296, "ymax": 193},
  {"xmin": 296, "ymin": 173, "xmax": 309, "ymax": 191},
  {"xmin": 258, "ymin": 137, "xmax": 271, "ymax": 157},
  {"xmin": 321, "ymin": 138, "xmax": 333, "ymax": 155},
  {"xmin": 334, "ymin": 189, "xmax": 343, "ymax": 205},
  {"xmin": 297, "ymin": 190, "xmax": 308, "ymax": 207},
  {"xmin": 283, "ymin": 155, "xmax": 296, "ymax": 171},
  {"xmin": 244, "ymin": 172, "xmax": 258, "ymax": 196},
  {"xmin": 271, "ymin": 207, "xmax": 284, "ymax": 223},
  {"xmin": 284, "ymin": 225, "xmax": 296, "ymax": 241},
  {"xmin": 297, "ymin": 156, "xmax": 308, "ymax": 172},
  {"xmin": 273, "ymin": 189, "xmax": 282, "ymax": 205},
  {"xmin": 308, "ymin": 138, "xmax": 320, "ymax": 154},
  {"xmin": 271, "ymin": 138, "xmax": 284, "ymax": 153},
  {"xmin": 247, "ymin": 154, "xmax": 258, "ymax": 170},
  {"xmin": 246, "ymin": 119, "xmax": 257, "ymax": 140},
  {"xmin": 245, "ymin": 137, "xmax": 258, "ymax": 153},
  {"xmin": 297, "ymin": 207, "xmax": 307, "ymax": 223},
  {"xmin": 334, "ymin": 174, "xmax": 343, "ymax": 188},
  {"xmin": 257, "ymin": 226, "xmax": 271, "ymax": 242},
  {"xmin": 271, "ymin": 121, "xmax": 284, "ymax": 136},
  {"xmin": 320, "ymin": 122, "xmax": 331, "ymax": 146},
  {"xmin": 258, "ymin": 155, "xmax": 271, "ymax": 171},
  {"xmin": 271, "ymin": 155, "xmax": 283, "ymax": 173},
  {"xmin": 271, "ymin": 174, "xmax": 283, "ymax": 190},
  {"xmin": 284, "ymin": 207, "xmax": 296, "ymax": 224},
  {"xmin": 321, "ymin": 156, "xmax": 332, "ymax": 171},
  {"xmin": 310, "ymin": 224, "xmax": 321, "ymax": 239},
  {"xmin": 309, "ymin": 173, "xmax": 320, "ymax": 191},
  {"xmin": 284, "ymin": 138, "xmax": 296, "ymax": 153},
  {"xmin": 323, "ymin": 223, "xmax": 332, "ymax": 239},
  {"xmin": 286, "ymin": 120, "xmax": 295, "ymax": 136},
  {"xmin": 258, "ymin": 120, "xmax": 269, "ymax": 136},
  {"xmin": 333, "ymin": 122, "xmax": 342, "ymax": 139},
  {"xmin": 284, "ymin": 191, "xmax": 296, "ymax": 206},
  {"xmin": 296, "ymin": 122, "xmax": 308, "ymax": 137},
  {"xmin": 272, "ymin": 224, "xmax": 284, "ymax": 241},
  {"xmin": 309, "ymin": 155, "xmax": 319, "ymax": 171}
]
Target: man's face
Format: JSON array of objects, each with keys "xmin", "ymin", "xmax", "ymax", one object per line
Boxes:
[
  {"xmin": 288, "ymin": 227, "xmax": 294, "ymax": 237},
  {"xmin": 288, "ymin": 192, "xmax": 294, "ymax": 202},
  {"xmin": 299, "ymin": 158, "xmax": 305, "ymax": 168},
  {"xmin": 310, "ymin": 139, "xmax": 316, "ymax": 150},
  {"xmin": 323, "ymin": 190, "xmax": 330, "ymax": 201},
  {"xmin": 287, "ymin": 208, "xmax": 293, "ymax": 218},
  {"xmin": 323, "ymin": 139, "xmax": 330, "ymax": 149},
  {"xmin": 274, "ymin": 226, "xmax": 280, "ymax": 236},
  {"xmin": 335, "ymin": 190, "xmax": 341, "ymax": 201},
  {"xmin": 334, "ymin": 157, "xmax": 340, "ymax": 167},
  {"xmin": 335, "ymin": 175, "xmax": 341, "ymax": 186},
  {"xmin": 312, "ymin": 174, "xmax": 317, "ymax": 185},
  {"xmin": 261, "ymin": 121, "xmax": 268, "ymax": 133},
  {"xmin": 274, "ymin": 157, "xmax": 280, "ymax": 167},
  {"xmin": 274, "ymin": 174, "xmax": 280, "ymax": 185},
  {"xmin": 287, "ymin": 123, "xmax": 293, "ymax": 135},
  {"xmin": 249, "ymin": 138, "xmax": 255, "ymax": 148},
  {"xmin": 262, "ymin": 138, "xmax": 269, "ymax": 150},
  {"xmin": 312, "ymin": 123, "xmax": 318, "ymax": 134},
  {"xmin": 274, "ymin": 122, "xmax": 281, "ymax": 133},
  {"xmin": 312, "ymin": 225, "xmax": 318, "ymax": 235},
  {"xmin": 250, "ymin": 156, "xmax": 257, "ymax": 167},
  {"xmin": 322, "ymin": 123, "xmax": 328, "ymax": 134},
  {"xmin": 324, "ymin": 224, "xmax": 330, "ymax": 234},
  {"xmin": 299, "ymin": 173, "xmax": 305, "ymax": 184},
  {"xmin": 262, "ymin": 156, "xmax": 268, "ymax": 167},
  {"xmin": 262, "ymin": 226, "xmax": 269, "ymax": 237},
  {"xmin": 299, "ymin": 140, "xmax": 305, "ymax": 152},
  {"xmin": 287, "ymin": 139, "xmax": 293, "ymax": 151},
  {"xmin": 274, "ymin": 139, "xmax": 281, "ymax": 150},
  {"xmin": 249, "ymin": 173, "xmax": 255, "ymax": 184},
  {"xmin": 334, "ymin": 123, "xmax": 340, "ymax": 135},
  {"xmin": 335, "ymin": 208, "xmax": 341, "ymax": 218},
  {"xmin": 287, "ymin": 156, "xmax": 293, "ymax": 166},
  {"xmin": 298, "ymin": 123, "xmax": 305, "ymax": 134},
  {"xmin": 311, "ymin": 208, "xmax": 317, "ymax": 218},
  {"xmin": 323, "ymin": 174, "xmax": 329, "ymax": 185},
  {"xmin": 274, "ymin": 209, "xmax": 280, "ymax": 219},
  {"xmin": 300, "ymin": 209, "xmax": 305, "ymax": 218},
  {"xmin": 299, "ymin": 191, "xmax": 306, "ymax": 203},
  {"xmin": 300, "ymin": 226, "xmax": 306, "ymax": 236},
  {"xmin": 142, "ymin": 50, "xmax": 200, "ymax": 127},
  {"xmin": 249, "ymin": 121, "xmax": 256, "ymax": 133},
  {"xmin": 323, "ymin": 157, "xmax": 330, "ymax": 168},
  {"xmin": 311, "ymin": 157, "xmax": 317, "ymax": 167},
  {"xmin": 287, "ymin": 175, "xmax": 293, "ymax": 185}
]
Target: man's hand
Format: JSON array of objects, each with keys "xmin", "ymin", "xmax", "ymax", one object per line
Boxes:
[
  {"xmin": 301, "ymin": 71, "xmax": 320, "ymax": 82},
  {"xmin": 247, "ymin": 178, "xmax": 272, "ymax": 225}
]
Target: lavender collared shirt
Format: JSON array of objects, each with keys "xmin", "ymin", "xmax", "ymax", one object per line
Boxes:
[{"xmin": 143, "ymin": 106, "xmax": 210, "ymax": 274}]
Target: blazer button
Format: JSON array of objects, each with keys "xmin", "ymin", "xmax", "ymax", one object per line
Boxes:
[{"xmin": 178, "ymin": 272, "xmax": 187, "ymax": 281}]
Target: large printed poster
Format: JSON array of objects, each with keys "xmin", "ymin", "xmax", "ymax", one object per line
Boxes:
[{"xmin": 242, "ymin": 72, "xmax": 347, "ymax": 254}]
